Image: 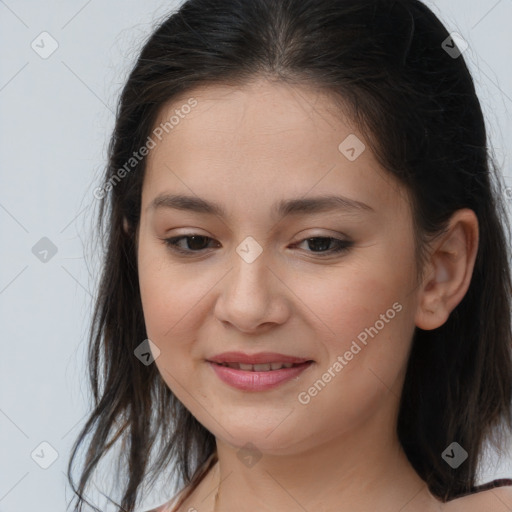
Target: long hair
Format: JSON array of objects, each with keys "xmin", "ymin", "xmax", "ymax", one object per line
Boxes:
[{"xmin": 67, "ymin": 0, "xmax": 512, "ymax": 510}]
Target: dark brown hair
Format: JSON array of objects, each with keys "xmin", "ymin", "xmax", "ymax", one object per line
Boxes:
[{"xmin": 67, "ymin": 0, "xmax": 512, "ymax": 510}]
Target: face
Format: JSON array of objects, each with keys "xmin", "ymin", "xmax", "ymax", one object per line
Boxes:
[{"xmin": 136, "ymin": 78, "xmax": 422, "ymax": 455}]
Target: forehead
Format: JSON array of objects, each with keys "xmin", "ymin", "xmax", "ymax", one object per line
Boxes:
[
  {"xmin": 142, "ymin": 79, "xmax": 409, "ymax": 221},
  {"xmin": 149, "ymin": 79, "xmax": 356, "ymax": 159}
]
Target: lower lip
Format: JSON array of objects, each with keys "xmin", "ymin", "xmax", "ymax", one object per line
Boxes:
[{"xmin": 207, "ymin": 361, "xmax": 313, "ymax": 391}]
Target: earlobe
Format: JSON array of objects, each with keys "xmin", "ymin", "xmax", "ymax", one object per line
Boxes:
[{"xmin": 414, "ymin": 209, "xmax": 479, "ymax": 331}]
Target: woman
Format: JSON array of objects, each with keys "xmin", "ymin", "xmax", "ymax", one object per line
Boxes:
[{"xmin": 68, "ymin": 0, "xmax": 512, "ymax": 511}]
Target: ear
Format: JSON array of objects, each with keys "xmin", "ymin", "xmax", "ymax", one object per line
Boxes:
[
  {"xmin": 123, "ymin": 216, "xmax": 130, "ymax": 234},
  {"xmin": 123, "ymin": 216, "xmax": 140, "ymax": 254},
  {"xmin": 414, "ymin": 209, "xmax": 479, "ymax": 330}
]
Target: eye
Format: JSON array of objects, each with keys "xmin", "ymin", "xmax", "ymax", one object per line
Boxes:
[
  {"xmin": 292, "ymin": 237, "xmax": 354, "ymax": 255},
  {"xmin": 162, "ymin": 234, "xmax": 220, "ymax": 255},
  {"xmin": 162, "ymin": 234, "xmax": 353, "ymax": 258}
]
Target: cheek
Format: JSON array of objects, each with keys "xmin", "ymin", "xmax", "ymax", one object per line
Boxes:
[
  {"xmin": 291, "ymin": 248, "xmax": 414, "ymax": 393},
  {"xmin": 137, "ymin": 242, "xmax": 220, "ymax": 388},
  {"xmin": 138, "ymin": 261, "xmax": 200, "ymax": 397},
  {"xmin": 138, "ymin": 248, "xmax": 169, "ymax": 340},
  {"xmin": 137, "ymin": 237, "xmax": 201, "ymax": 339},
  {"xmin": 290, "ymin": 277, "xmax": 412, "ymax": 445},
  {"xmin": 137, "ymin": 239, "xmax": 189, "ymax": 366},
  {"xmin": 139, "ymin": 272, "xmax": 203, "ymax": 366},
  {"xmin": 294, "ymin": 262, "xmax": 407, "ymax": 344}
]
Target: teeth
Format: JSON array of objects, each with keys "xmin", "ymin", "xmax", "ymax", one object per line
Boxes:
[
  {"xmin": 220, "ymin": 362, "xmax": 297, "ymax": 371},
  {"xmin": 253, "ymin": 363, "xmax": 271, "ymax": 371}
]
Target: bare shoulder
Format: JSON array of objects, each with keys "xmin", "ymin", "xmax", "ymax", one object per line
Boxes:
[
  {"xmin": 141, "ymin": 504, "xmax": 172, "ymax": 512},
  {"xmin": 443, "ymin": 485, "xmax": 512, "ymax": 512},
  {"xmin": 153, "ymin": 471, "xmax": 215, "ymax": 512},
  {"xmin": 139, "ymin": 493, "xmax": 183, "ymax": 512}
]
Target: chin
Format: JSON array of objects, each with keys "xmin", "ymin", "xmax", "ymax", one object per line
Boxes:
[{"xmin": 211, "ymin": 416, "xmax": 311, "ymax": 455}]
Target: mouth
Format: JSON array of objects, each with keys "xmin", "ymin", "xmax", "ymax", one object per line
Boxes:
[
  {"xmin": 210, "ymin": 361, "xmax": 311, "ymax": 371},
  {"xmin": 207, "ymin": 351, "xmax": 313, "ymax": 366},
  {"xmin": 206, "ymin": 352, "xmax": 314, "ymax": 391}
]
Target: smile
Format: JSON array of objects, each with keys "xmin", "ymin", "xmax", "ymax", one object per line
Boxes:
[
  {"xmin": 208, "ymin": 360, "xmax": 314, "ymax": 391},
  {"xmin": 214, "ymin": 362, "xmax": 298, "ymax": 371}
]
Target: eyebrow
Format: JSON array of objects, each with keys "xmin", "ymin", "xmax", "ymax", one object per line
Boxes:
[{"xmin": 149, "ymin": 193, "xmax": 375, "ymax": 219}]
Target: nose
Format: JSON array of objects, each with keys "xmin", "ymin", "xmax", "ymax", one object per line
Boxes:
[{"xmin": 213, "ymin": 251, "xmax": 291, "ymax": 334}]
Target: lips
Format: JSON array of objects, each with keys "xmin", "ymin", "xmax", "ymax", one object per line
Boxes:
[{"xmin": 206, "ymin": 352, "xmax": 314, "ymax": 391}]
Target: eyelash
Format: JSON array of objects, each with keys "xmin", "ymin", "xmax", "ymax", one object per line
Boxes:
[{"xmin": 161, "ymin": 234, "xmax": 353, "ymax": 257}]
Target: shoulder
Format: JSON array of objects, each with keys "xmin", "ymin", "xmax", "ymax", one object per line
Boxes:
[
  {"xmin": 141, "ymin": 503, "xmax": 176, "ymax": 512},
  {"xmin": 139, "ymin": 505, "xmax": 166, "ymax": 512},
  {"xmin": 140, "ymin": 494, "xmax": 181, "ymax": 512},
  {"xmin": 444, "ymin": 484, "xmax": 512, "ymax": 512}
]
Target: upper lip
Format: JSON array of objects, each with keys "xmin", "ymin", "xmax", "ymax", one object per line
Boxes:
[{"xmin": 207, "ymin": 351, "xmax": 312, "ymax": 365}]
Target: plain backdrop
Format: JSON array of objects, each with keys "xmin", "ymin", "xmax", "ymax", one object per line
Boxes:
[{"xmin": 1, "ymin": 1, "xmax": 511, "ymax": 511}]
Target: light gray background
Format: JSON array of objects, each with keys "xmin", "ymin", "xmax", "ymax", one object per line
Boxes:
[{"xmin": 1, "ymin": 1, "xmax": 511, "ymax": 511}]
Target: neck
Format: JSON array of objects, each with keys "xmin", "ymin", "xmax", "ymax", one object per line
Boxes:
[{"xmin": 209, "ymin": 396, "xmax": 441, "ymax": 512}]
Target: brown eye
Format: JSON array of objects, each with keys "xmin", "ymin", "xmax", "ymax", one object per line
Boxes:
[
  {"xmin": 163, "ymin": 235, "xmax": 219, "ymax": 254},
  {"xmin": 293, "ymin": 237, "xmax": 353, "ymax": 256}
]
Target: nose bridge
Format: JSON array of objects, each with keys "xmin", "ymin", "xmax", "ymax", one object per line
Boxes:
[
  {"xmin": 215, "ymin": 236, "xmax": 288, "ymax": 331},
  {"xmin": 229, "ymin": 237, "xmax": 272, "ymax": 303}
]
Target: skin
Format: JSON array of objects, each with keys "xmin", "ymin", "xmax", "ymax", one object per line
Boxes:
[{"xmin": 134, "ymin": 78, "xmax": 508, "ymax": 511}]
